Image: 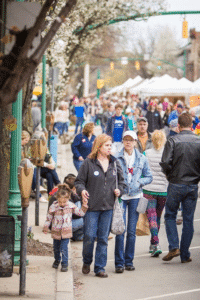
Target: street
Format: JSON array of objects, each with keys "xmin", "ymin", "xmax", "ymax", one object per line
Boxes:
[
  {"xmin": 72, "ymin": 199, "xmax": 200, "ymax": 300},
  {"xmin": 55, "ymin": 133, "xmax": 200, "ymax": 300}
]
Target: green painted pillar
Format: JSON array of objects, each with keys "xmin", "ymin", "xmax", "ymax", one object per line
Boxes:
[
  {"xmin": 41, "ymin": 54, "xmax": 46, "ymax": 128},
  {"xmin": 7, "ymin": 90, "xmax": 23, "ymax": 266},
  {"xmin": 97, "ymin": 68, "xmax": 100, "ymax": 99}
]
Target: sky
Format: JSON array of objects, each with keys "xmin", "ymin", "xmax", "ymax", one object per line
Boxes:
[{"xmin": 120, "ymin": 0, "xmax": 200, "ymax": 50}]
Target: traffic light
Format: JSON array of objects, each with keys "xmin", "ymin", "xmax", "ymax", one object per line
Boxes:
[
  {"xmin": 110, "ymin": 62, "xmax": 114, "ymax": 70},
  {"xmin": 97, "ymin": 79, "xmax": 104, "ymax": 89},
  {"xmin": 182, "ymin": 19, "xmax": 188, "ymax": 39},
  {"xmin": 135, "ymin": 61, "xmax": 140, "ymax": 70}
]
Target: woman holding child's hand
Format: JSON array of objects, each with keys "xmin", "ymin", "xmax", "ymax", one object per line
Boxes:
[{"xmin": 75, "ymin": 134, "xmax": 125, "ymax": 278}]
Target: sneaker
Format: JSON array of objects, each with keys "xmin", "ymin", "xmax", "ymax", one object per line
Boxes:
[
  {"xmin": 95, "ymin": 271, "xmax": 108, "ymax": 278},
  {"xmin": 125, "ymin": 265, "xmax": 135, "ymax": 271},
  {"xmin": 149, "ymin": 244, "xmax": 154, "ymax": 253},
  {"xmin": 52, "ymin": 260, "xmax": 60, "ymax": 269},
  {"xmin": 176, "ymin": 218, "xmax": 183, "ymax": 225},
  {"xmin": 61, "ymin": 265, "xmax": 68, "ymax": 272},
  {"xmin": 151, "ymin": 245, "xmax": 162, "ymax": 257},
  {"xmin": 181, "ymin": 257, "xmax": 192, "ymax": 263},
  {"xmin": 39, "ymin": 196, "xmax": 48, "ymax": 203},
  {"xmin": 115, "ymin": 267, "xmax": 124, "ymax": 273},
  {"xmin": 162, "ymin": 248, "xmax": 180, "ymax": 261}
]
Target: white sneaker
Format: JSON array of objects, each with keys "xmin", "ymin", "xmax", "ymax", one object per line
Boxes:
[{"xmin": 39, "ymin": 196, "xmax": 48, "ymax": 203}]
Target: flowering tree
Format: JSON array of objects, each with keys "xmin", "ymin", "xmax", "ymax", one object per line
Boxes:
[
  {"xmin": 0, "ymin": 0, "xmax": 166, "ymax": 108},
  {"xmin": 0, "ymin": 0, "xmax": 165, "ymax": 213}
]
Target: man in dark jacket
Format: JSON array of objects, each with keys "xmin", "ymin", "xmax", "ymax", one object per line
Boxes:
[{"xmin": 160, "ymin": 112, "xmax": 200, "ymax": 263}]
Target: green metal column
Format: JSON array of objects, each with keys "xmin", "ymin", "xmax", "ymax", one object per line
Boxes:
[
  {"xmin": 7, "ymin": 90, "xmax": 23, "ymax": 266},
  {"xmin": 97, "ymin": 68, "xmax": 100, "ymax": 99},
  {"xmin": 41, "ymin": 54, "xmax": 46, "ymax": 128},
  {"xmin": 7, "ymin": 0, "xmax": 24, "ymax": 266},
  {"xmin": 183, "ymin": 49, "xmax": 187, "ymax": 77}
]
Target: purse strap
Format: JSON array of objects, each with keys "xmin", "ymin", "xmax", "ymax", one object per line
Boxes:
[{"xmin": 114, "ymin": 161, "xmax": 118, "ymax": 189}]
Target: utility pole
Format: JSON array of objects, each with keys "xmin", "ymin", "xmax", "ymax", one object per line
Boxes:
[{"xmin": 84, "ymin": 63, "xmax": 90, "ymax": 97}]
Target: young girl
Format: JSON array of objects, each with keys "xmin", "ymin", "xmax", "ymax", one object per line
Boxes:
[{"xmin": 43, "ymin": 183, "xmax": 87, "ymax": 272}]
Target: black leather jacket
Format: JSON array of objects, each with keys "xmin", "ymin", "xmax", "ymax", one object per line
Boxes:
[{"xmin": 160, "ymin": 130, "xmax": 200, "ymax": 185}]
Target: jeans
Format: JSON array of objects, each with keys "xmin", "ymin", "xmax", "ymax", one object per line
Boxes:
[
  {"xmin": 164, "ymin": 183, "xmax": 198, "ymax": 261},
  {"xmin": 72, "ymin": 201, "xmax": 84, "ymax": 241},
  {"xmin": 83, "ymin": 210, "xmax": 113, "ymax": 274},
  {"xmin": 32, "ymin": 167, "xmax": 60, "ymax": 194},
  {"xmin": 54, "ymin": 122, "xmax": 69, "ymax": 136},
  {"xmin": 73, "ymin": 158, "xmax": 83, "ymax": 171},
  {"xmin": 115, "ymin": 198, "xmax": 139, "ymax": 268},
  {"xmin": 53, "ymin": 238, "xmax": 69, "ymax": 266},
  {"xmin": 72, "ymin": 218, "xmax": 84, "ymax": 240},
  {"xmin": 75, "ymin": 117, "xmax": 84, "ymax": 135}
]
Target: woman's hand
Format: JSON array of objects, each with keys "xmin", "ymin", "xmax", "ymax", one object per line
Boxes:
[
  {"xmin": 81, "ymin": 190, "xmax": 89, "ymax": 203},
  {"xmin": 114, "ymin": 189, "xmax": 120, "ymax": 197},
  {"xmin": 79, "ymin": 156, "xmax": 84, "ymax": 161},
  {"xmin": 47, "ymin": 163, "xmax": 55, "ymax": 170}
]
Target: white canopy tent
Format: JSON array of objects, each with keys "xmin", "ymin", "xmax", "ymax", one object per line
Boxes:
[
  {"xmin": 106, "ymin": 76, "xmax": 143, "ymax": 95},
  {"xmin": 191, "ymin": 78, "xmax": 200, "ymax": 95},
  {"xmin": 140, "ymin": 75, "xmax": 179, "ymax": 97}
]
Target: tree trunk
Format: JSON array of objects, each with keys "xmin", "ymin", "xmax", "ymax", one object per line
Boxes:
[{"xmin": 0, "ymin": 105, "xmax": 11, "ymax": 215}]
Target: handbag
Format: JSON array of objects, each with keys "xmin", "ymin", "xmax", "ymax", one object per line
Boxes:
[
  {"xmin": 111, "ymin": 162, "xmax": 125, "ymax": 235},
  {"xmin": 136, "ymin": 196, "xmax": 148, "ymax": 214},
  {"xmin": 136, "ymin": 213, "xmax": 150, "ymax": 236}
]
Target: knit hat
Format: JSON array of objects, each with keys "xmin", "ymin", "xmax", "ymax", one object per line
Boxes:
[{"xmin": 169, "ymin": 118, "xmax": 178, "ymax": 128}]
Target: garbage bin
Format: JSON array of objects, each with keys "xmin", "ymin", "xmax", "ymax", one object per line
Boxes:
[
  {"xmin": 50, "ymin": 134, "xmax": 58, "ymax": 164},
  {"xmin": 0, "ymin": 215, "xmax": 15, "ymax": 277}
]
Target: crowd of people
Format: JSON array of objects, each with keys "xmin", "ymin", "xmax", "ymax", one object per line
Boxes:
[{"xmin": 28, "ymin": 92, "xmax": 200, "ymax": 277}]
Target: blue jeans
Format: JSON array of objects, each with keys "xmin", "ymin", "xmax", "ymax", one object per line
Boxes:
[
  {"xmin": 53, "ymin": 238, "xmax": 69, "ymax": 266},
  {"xmin": 75, "ymin": 117, "xmax": 84, "ymax": 135},
  {"xmin": 72, "ymin": 219, "xmax": 84, "ymax": 240},
  {"xmin": 32, "ymin": 167, "xmax": 60, "ymax": 194},
  {"xmin": 115, "ymin": 198, "xmax": 139, "ymax": 268},
  {"xmin": 83, "ymin": 210, "xmax": 113, "ymax": 274},
  {"xmin": 165, "ymin": 183, "xmax": 198, "ymax": 261},
  {"xmin": 72, "ymin": 201, "xmax": 84, "ymax": 241},
  {"xmin": 73, "ymin": 158, "xmax": 83, "ymax": 171}
]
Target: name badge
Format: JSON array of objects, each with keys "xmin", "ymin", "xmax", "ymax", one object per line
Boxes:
[{"xmin": 94, "ymin": 171, "xmax": 99, "ymax": 176}]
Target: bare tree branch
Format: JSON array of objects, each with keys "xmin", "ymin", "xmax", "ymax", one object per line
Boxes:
[{"xmin": 0, "ymin": 0, "xmax": 77, "ymax": 108}]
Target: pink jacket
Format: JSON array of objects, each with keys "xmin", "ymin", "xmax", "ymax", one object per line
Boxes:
[{"xmin": 43, "ymin": 201, "xmax": 85, "ymax": 240}]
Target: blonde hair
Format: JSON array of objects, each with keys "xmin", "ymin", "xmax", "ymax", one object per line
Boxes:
[
  {"xmin": 21, "ymin": 130, "xmax": 30, "ymax": 140},
  {"xmin": 57, "ymin": 183, "xmax": 71, "ymax": 199},
  {"xmin": 82, "ymin": 122, "xmax": 94, "ymax": 137},
  {"xmin": 89, "ymin": 134, "xmax": 112, "ymax": 160},
  {"xmin": 151, "ymin": 130, "xmax": 166, "ymax": 150}
]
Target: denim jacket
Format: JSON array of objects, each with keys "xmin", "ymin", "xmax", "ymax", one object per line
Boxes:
[{"xmin": 116, "ymin": 148, "xmax": 153, "ymax": 197}]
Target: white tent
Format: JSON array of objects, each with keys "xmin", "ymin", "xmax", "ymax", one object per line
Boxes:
[
  {"xmin": 191, "ymin": 78, "xmax": 200, "ymax": 95},
  {"xmin": 140, "ymin": 75, "xmax": 179, "ymax": 96},
  {"xmin": 129, "ymin": 77, "xmax": 159, "ymax": 94},
  {"xmin": 106, "ymin": 76, "xmax": 143, "ymax": 95}
]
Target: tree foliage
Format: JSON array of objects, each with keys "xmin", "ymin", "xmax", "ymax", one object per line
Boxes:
[{"xmin": 0, "ymin": 0, "xmax": 166, "ymax": 107}]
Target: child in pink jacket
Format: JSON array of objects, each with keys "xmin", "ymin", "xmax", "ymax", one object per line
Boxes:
[{"xmin": 43, "ymin": 183, "xmax": 87, "ymax": 272}]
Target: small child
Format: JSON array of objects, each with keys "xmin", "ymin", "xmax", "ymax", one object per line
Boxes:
[{"xmin": 43, "ymin": 183, "xmax": 87, "ymax": 272}]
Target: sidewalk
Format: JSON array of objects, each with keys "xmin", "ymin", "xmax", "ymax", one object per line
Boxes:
[{"xmin": 0, "ymin": 136, "xmax": 76, "ymax": 300}]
